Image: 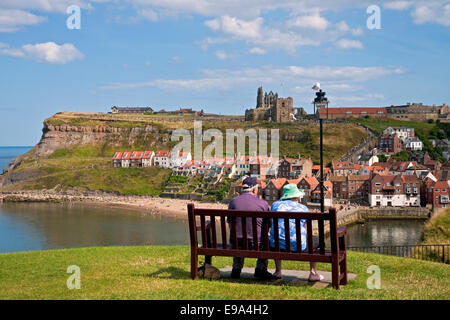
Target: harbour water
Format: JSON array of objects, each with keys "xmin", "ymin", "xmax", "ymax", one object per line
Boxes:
[{"xmin": 0, "ymin": 202, "xmax": 427, "ymax": 254}]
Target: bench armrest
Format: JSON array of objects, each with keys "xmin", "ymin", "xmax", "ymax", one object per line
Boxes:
[{"xmin": 337, "ymin": 226, "xmax": 347, "ymax": 238}]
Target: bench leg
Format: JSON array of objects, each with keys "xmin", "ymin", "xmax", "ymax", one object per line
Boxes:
[
  {"xmin": 331, "ymin": 256, "xmax": 340, "ymax": 290},
  {"xmin": 191, "ymin": 250, "xmax": 198, "ymax": 280},
  {"xmin": 340, "ymin": 253, "xmax": 348, "ymax": 286}
]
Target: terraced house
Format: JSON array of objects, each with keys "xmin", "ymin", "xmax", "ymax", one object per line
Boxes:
[
  {"xmin": 332, "ymin": 161, "xmax": 359, "ymax": 176},
  {"xmin": 369, "ymin": 174, "xmax": 421, "ymax": 207},
  {"xmin": 278, "ymin": 156, "xmax": 313, "ymax": 179},
  {"xmin": 331, "ymin": 175, "xmax": 370, "ymax": 201},
  {"xmin": 426, "ymin": 180, "xmax": 450, "ymax": 209}
]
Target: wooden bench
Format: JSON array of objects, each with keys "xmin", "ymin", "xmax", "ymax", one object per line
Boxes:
[{"xmin": 187, "ymin": 204, "xmax": 348, "ymax": 289}]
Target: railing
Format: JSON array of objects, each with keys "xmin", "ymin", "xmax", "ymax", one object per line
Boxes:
[{"xmin": 348, "ymin": 244, "xmax": 450, "ymax": 264}]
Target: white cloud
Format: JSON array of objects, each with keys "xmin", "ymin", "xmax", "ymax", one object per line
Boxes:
[
  {"xmin": 331, "ymin": 93, "xmax": 385, "ymax": 103},
  {"xmin": 205, "ymin": 15, "xmax": 263, "ymax": 39},
  {"xmin": 138, "ymin": 8, "xmax": 158, "ymax": 21},
  {"xmin": 0, "ymin": 42, "xmax": 84, "ymax": 64},
  {"xmin": 100, "ymin": 65, "xmax": 404, "ymax": 91},
  {"xmin": 213, "ymin": 50, "xmax": 236, "ymax": 60},
  {"xmin": 293, "ymin": 83, "xmax": 360, "ymax": 93},
  {"xmin": 205, "ymin": 15, "xmax": 317, "ymax": 54},
  {"xmin": 384, "ymin": 1, "xmax": 413, "ymax": 11},
  {"xmin": 0, "ymin": 42, "xmax": 26, "ymax": 57},
  {"xmin": 351, "ymin": 27, "xmax": 364, "ymax": 36},
  {"xmin": 0, "ymin": 0, "xmax": 93, "ymax": 13},
  {"xmin": 336, "ymin": 38, "xmax": 364, "ymax": 50},
  {"xmin": 412, "ymin": 3, "xmax": 450, "ymax": 26},
  {"xmin": 287, "ymin": 14, "xmax": 329, "ymax": 30},
  {"xmin": 249, "ymin": 47, "xmax": 267, "ymax": 55},
  {"xmin": 0, "ymin": 9, "xmax": 47, "ymax": 32}
]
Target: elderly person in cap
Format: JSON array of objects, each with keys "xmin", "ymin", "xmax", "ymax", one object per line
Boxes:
[
  {"xmin": 227, "ymin": 176, "xmax": 275, "ymax": 280},
  {"xmin": 269, "ymin": 183, "xmax": 323, "ymax": 282}
]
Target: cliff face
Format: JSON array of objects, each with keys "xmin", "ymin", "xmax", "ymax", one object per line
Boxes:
[
  {"xmin": 33, "ymin": 122, "xmax": 161, "ymax": 159},
  {"xmin": 1, "ymin": 119, "xmax": 165, "ymax": 185}
]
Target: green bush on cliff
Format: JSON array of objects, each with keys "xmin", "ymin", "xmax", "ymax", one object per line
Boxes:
[{"xmin": 421, "ymin": 209, "xmax": 450, "ymax": 244}]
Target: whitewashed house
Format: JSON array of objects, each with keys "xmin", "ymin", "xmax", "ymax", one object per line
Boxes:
[
  {"xmin": 404, "ymin": 137, "xmax": 423, "ymax": 151},
  {"xmin": 235, "ymin": 155, "xmax": 250, "ymax": 176},
  {"xmin": 113, "ymin": 152, "xmax": 123, "ymax": 168},
  {"xmin": 370, "ymin": 174, "xmax": 420, "ymax": 207},
  {"xmin": 383, "ymin": 127, "xmax": 415, "ymax": 141},
  {"xmin": 154, "ymin": 150, "xmax": 171, "ymax": 168},
  {"xmin": 357, "ymin": 151, "xmax": 379, "ymax": 166},
  {"xmin": 121, "ymin": 152, "xmax": 132, "ymax": 168},
  {"xmin": 142, "ymin": 151, "xmax": 155, "ymax": 167},
  {"xmin": 169, "ymin": 151, "xmax": 192, "ymax": 168}
]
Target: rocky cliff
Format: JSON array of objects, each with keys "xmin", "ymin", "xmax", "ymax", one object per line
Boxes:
[{"xmin": 33, "ymin": 122, "xmax": 161, "ymax": 158}]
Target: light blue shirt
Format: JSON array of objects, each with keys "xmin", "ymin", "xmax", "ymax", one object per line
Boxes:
[{"xmin": 269, "ymin": 200, "xmax": 309, "ymax": 252}]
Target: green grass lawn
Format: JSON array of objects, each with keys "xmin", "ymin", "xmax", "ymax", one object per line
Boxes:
[
  {"xmin": 349, "ymin": 118, "xmax": 436, "ymax": 135},
  {"xmin": 2, "ymin": 167, "xmax": 172, "ymax": 196},
  {"xmin": 0, "ymin": 246, "xmax": 448, "ymax": 300}
]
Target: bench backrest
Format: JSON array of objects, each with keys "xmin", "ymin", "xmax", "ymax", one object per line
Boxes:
[{"xmin": 188, "ymin": 204, "xmax": 340, "ymax": 258}]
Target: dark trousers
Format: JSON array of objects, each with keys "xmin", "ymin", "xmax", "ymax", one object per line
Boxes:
[{"xmin": 232, "ymin": 239, "xmax": 268, "ymax": 271}]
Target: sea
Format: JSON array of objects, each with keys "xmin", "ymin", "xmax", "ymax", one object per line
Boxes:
[{"xmin": 0, "ymin": 146, "xmax": 32, "ymax": 173}]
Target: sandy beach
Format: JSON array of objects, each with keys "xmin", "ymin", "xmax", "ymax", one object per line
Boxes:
[{"xmin": 0, "ymin": 190, "xmax": 227, "ymax": 219}]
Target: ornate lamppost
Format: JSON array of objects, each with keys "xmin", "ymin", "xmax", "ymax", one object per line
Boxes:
[{"xmin": 312, "ymin": 83, "xmax": 329, "ymax": 213}]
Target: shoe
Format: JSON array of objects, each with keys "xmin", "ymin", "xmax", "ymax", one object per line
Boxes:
[
  {"xmin": 308, "ymin": 273, "xmax": 324, "ymax": 282},
  {"xmin": 254, "ymin": 269, "xmax": 276, "ymax": 280},
  {"xmin": 272, "ymin": 272, "xmax": 283, "ymax": 280},
  {"xmin": 231, "ymin": 268, "xmax": 241, "ymax": 279}
]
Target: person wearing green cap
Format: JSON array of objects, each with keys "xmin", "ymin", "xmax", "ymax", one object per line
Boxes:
[{"xmin": 269, "ymin": 183, "xmax": 323, "ymax": 281}]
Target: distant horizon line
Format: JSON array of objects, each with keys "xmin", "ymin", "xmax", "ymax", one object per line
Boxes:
[{"xmin": 0, "ymin": 146, "xmax": 33, "ymax": 148}]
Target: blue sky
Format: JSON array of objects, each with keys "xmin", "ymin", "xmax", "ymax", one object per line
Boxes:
[{"xmin": 1, "ymin": 0, "xmax": 450, "ymax": 146}]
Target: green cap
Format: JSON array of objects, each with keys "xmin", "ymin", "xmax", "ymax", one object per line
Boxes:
[{"xmin": 280, "ymin": 183, "xmax": 305, "ymax": 201}]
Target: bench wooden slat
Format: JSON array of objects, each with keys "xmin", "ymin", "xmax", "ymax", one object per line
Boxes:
[
  {"xmin": 295, "ymin": 219, "xmax": 302, "ymax": 253},
  {"xmin": 307, "ymin": 220, "xmax": 313, "ymax": 254},
  {"xmin": 231, "ymin": 217, "xmax": 238, "ymax": 250},
  {"xmin": 273, "ymin": 218, "xmax": 280, "ymax": 252},
  {"xmin": 252, "ymin": 218, "xmax": 258, "ymax": 251},
  {"xmin": 220, "ymin": 216, "xmax": 227, "ymax": 250},
  {"xmin": 284, "ymin": 218, "xmax": 290, "ymax": 253},
  {"xmin": 197, "ymin": 248, "xmax": 332, "ymax": 263},
  {"xmin": 210, "ymin": 217, "xmax": 217, "ymax": 249},
  {"xmin": 262, "ymin": 219, "xmax": 269, "ymax": 251},
  {"xmin": 194, "ymin": 208, "xmax": 331, "ymax": 220},
  {"xmin": 200, "ymin": 216, "xmax": 207, "ymax": 248},
  {"xmin": 318, "ymin": 219, "xmax": 325, "ymax": 254},
  {"xmin": 241, "ymin": 218, "xmax": 248, "ymax": 250}
]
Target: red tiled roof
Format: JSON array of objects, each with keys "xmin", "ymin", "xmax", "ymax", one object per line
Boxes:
[
  {"xmin": 171, "ymin": 151, "xmax": 190, "ymax": 158},
  {"xmin": 319, "ymin": 107, "xmax": 386, "ymax": 115},
  {"xmin": 269, "ymin": 178, "xmax": 287, "ymax": 190},
  {"xmin": 155, "ymin": 150, "xmax": 170, "ymax": 157},
  {"xmin": 122, "ymin": 152, "xmax": 132, "ymax": 160},
  {"xmin": 131, "ymin": 151, "xmax": 144, "ymax": 159},
  {"xmin": 433, "ymin": 181, "xmax": 450, "ymax": 189},
  {"xmin": 300, "ymin": 176, "xmax": 319, "ymax": 188},
  {"xmin": 113, "ymin": 152, "xmax": 123, "ymax": 160},
  {"xmin": 143, "ymin": 151, "xmax": 154, "ymax": 159}
]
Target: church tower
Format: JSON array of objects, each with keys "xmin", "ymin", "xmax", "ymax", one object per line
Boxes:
[{"xmin": 256, "ymin": 86, "xmax": 264, "ymax": 109}]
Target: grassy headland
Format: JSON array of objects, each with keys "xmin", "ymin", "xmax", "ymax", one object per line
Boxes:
[{"xmin": 0, "ymin": 246, "xmax": 448, "ymax": 300}]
